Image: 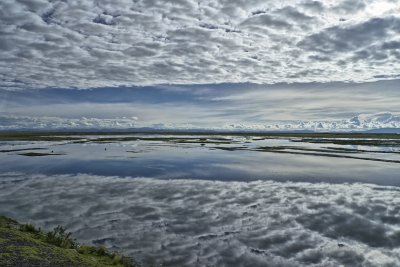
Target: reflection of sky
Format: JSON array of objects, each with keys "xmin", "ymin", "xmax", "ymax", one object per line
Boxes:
[
  {"xmin": 1, "ymin": 137, "xmax": 400, "ymax": 266},
  {"xmin": 1, "ymin": 174, "xmax": 400, "ymax": 267},
  {"xmin": 0, "ymin": 136, "xmax": 399, "ymax": 185}
]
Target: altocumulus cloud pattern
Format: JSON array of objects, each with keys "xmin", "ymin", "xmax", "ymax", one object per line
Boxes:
[
  {"xmin": 1, "ymin": 173, "xmax": 400, "ymax": 267},
  {"xmin": 1, "ymin": 0, "xmax": 400, "ymax": 89}
]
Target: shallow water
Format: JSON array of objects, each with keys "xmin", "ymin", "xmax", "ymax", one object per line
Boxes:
[
  {"xmin": 0, "ymin": 134, "xmax": 399, "ymax": 185},
  {"xmin": 0, "ymin": 134, "xmax": 400, "ymax": 266}
]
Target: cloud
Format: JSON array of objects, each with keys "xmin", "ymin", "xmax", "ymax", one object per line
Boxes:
[
  {"xmin": 300, "ymin": 1, "xmax": 325, "ymax": 13},
  {"xmin": 0, "ymin": 115, "xmax": 139, "ymax": 130},
  {"xmin": 1, "ymin": 0, "xmax": 400, "ymax": 89},
  {"xmin": 3, "ymin": 111, "xmax": 398, "ymax": 131},
  {"xmin": 0, "ymin": 81, "xmax": 399, "ymax": 130},
  {"xmin": 331, "ymin": 0, "xmax": 367, "ymax": 15},
  {"xmin": 298, "ymin": 17, "xmax": 400, "ymax": 54},
  {"xmin": 1, "ymin": 173, "xmax": 400, "ymax": 266}
]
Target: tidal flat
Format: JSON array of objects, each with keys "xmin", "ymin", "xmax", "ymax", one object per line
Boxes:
[{"xmin": 0, "ymin": 132, "xmax": 400, "ymax": 266}]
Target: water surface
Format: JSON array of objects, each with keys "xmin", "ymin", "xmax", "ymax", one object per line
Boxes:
[{"xmin": 0, "ymin": 134, "xmax": 400, "ymax": 266}]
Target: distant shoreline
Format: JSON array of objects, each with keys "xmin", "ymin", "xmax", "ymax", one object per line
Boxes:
[{"xmin": 0, "ymin": 131, "xmax": 399, "ymax": 139}]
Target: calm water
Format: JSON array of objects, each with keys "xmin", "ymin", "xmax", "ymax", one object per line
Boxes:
[
  {"xmin": 1, "ymin": 134, "xmax": 400, "ymax": 266},
  {"xmin": 0, "ymin": 134, "xmax": 399, "ymax": 185}
]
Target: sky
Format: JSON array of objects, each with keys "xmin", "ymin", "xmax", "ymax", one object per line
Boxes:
[{"xmin": 0, "ymin": 0, "xmax": 400, "ymax": 130}]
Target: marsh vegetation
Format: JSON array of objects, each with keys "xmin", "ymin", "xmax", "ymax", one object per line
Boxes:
[{"xmin": 0, "ymin": 216, "xmax": 136, "ymax": 267}]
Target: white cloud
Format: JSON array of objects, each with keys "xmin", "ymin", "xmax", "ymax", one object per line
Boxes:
[
  {"xmin": 1, "ymin": 112, "xmax": 400, "ymax": 131},
  {"xmin": 0, "ymin": 80, "xmax": 399, "ymax": 130},
  {"xmin": 1, "ymin": 173, "xmax": 400, "ymax": 266},
  {"xmin": 0, "ymin": 115, "xmax": 139, "ymax": 130},
  {"xmin": 1, "ymin": 0, "xmax": 400, "ymax": 89}
]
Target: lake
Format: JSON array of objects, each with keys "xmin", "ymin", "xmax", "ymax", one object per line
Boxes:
[{"xmin": 0, "ymin": 133, "xmax": 399, "ymax": 266}]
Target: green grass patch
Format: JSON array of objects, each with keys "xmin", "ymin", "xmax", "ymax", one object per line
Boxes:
[{"xmin": 0, "ymin": 216, "xmax": 137, "ymax": 267}]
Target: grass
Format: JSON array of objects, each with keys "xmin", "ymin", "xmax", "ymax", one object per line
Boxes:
[
  {"xmin": 0, "ymin": 148, "xmax": 47, "ymax": 153},
  {"xmin": 211, "ymin": 146, "xmax": 247, "ymax": 151},
  {"xmin": 18, "ymin": 152, "xmax": 65, "ymax": 157},
  {"xmin": 322, "ymin": 146, "xmax": 400, "ymax": 154},
  {"xmin": 254, "ymin": 147, "xmax": 400, "ymax": 163},
  {"xmin": 291, "ymin": 138, "xmax": 400, "ymax": 146},
  {"xmin": 73, "ymin": 136, "xmax": 234, "ymax": 144},
  {"xmin": 256, "ymin": 146, "xmax": 361, "ymax": 154},
  {"xmin": 0, "ymin": 132, "xmax": 81, "ymax": 141},
  {"xmin": 0, "ymin": 216, "xmax": 137, "ymax": 267}
]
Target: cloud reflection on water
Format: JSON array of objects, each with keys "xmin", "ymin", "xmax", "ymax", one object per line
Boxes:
[{"xmin": 0, "ymin": 173, "xmax": 399, "ymax": 267}]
